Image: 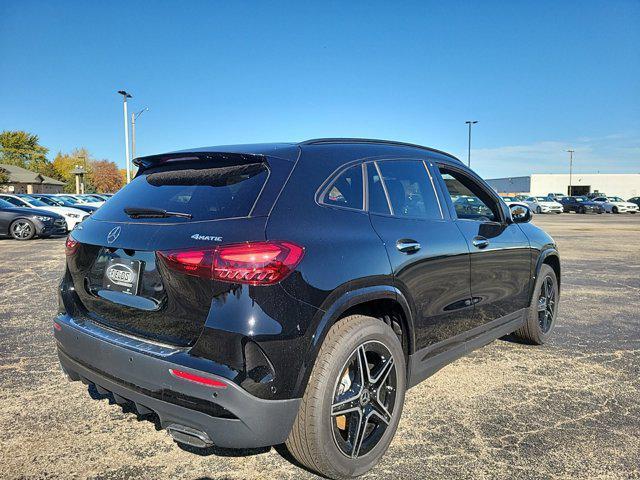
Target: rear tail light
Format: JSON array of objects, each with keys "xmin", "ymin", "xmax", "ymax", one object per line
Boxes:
[
  {"xmin": 65, "ymin": 236, "xmax": 79, "ymax": 255},
  {"xmin": 157, "ymin": 241, "xmax": 304, "ymax": 286}
]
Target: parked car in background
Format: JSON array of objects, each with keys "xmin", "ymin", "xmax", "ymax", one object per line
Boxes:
[
  {"xmin": 453, "ymin": 195, "xmax": 494, "ymax": 219},
  {"xmin": 30, "ymin": 194, "xmax": 98, "ymax": 215},
  {"xmin": 627, "ymin": 197, "xmax": 640, "ymax": 208},
  {"xmin": 56, "ymin": 194, "xmax": 103, "ymax": 208},
  {"xmin": 547, "ymin": 193, "xmax": 566, "ymax": 201},
  {"xmin": 0, "ymin": 194, "xmax": 89, "ymax": 231},
  {"xmin": 84, "ymin": 194, "xmax": 109, "ymax": 203},
  {"xmin": 55, "ymin": 139, "xmax": 560, "ymax": 479},
  {"xmin": 499, "ymin": 196, "xmax": 531, "ymax": 211},
  {"xmin": 586, "ymin": 192, "xmax": 606, "ymax": 199},
  {"xmin": 0, "ymin": 197, "xmax": 66, "ymax": 240},
  {"xmin": 560, "ymin": 196, "xmax": 604, "ymax": 214},
  {"xmin": 524, "ymin": 196, "xmax": 563, "ymax": 214},
  {"xmin": 592, "ymin": 196, "xmax": 639, "ymax": 214}
]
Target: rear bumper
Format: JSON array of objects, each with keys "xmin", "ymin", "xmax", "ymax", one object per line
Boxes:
[{"xmin": 54, "ymin": 314, "xmax": 300, "ymax": 449}]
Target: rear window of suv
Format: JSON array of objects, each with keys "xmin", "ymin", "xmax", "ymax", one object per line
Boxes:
[{"xmin": 93, "ymin": 161, "xmax": 269, "ymax": 222}]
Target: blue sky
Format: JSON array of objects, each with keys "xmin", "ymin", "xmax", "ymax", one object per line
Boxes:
[{"xmin": 1, "ymin": 1, "xmax": 638, "ymax": 178}]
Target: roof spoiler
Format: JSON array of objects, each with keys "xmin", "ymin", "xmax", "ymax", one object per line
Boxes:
[{"xmin": 133, "ymin": 151, "xmax": 265, "ymax": 173}]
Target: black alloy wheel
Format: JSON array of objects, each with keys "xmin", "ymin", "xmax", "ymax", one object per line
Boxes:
[
  {"xmin": 331, "ymin": 341, "xmax": 397, "ymax": 459},
  {"xmin": 537, "ymin": 275, "xmax": 556, "ymax": 334}
]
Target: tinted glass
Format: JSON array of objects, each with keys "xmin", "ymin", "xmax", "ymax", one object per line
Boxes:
[
  {"xmin": 322, "ymin": 164, "xmax": 363, "ymax": 210},
  {"xmin": 93, "ymin": 161, "xmax": 269, "ymax": 222},
  {"xmin": 366, "ymin": 162, "xmax": 390, "ymax": 215},
  {"xmin": 438, "ymin": 168, "xmax": 499, "ymax": 222},
  {"xmin": 376, "ymin": 160, "xmax": 442, "ymax": 219},
  {"xmin": 20, "ymin": 195, "xmax": 49, "ymax": 207},
  {"xmin": 0, "ymin": 198, "xmax": 14, "ymax": 208},
  {"xmin": 1, "ymin": 196, "xmax": 27, "ymax": 207},
  {"xmin": 34, "ymin": 196, "xmax": 58, "ymax": 206}
]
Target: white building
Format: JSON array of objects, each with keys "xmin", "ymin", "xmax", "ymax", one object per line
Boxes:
[{"xmin": 485, "ymin": 173, "xmax": 640, "ymax": 199}]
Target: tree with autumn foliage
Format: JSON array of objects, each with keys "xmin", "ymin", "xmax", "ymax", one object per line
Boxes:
[{"xmin": 88, "ymin": 160, "xmax": 123, "ymax": 193}]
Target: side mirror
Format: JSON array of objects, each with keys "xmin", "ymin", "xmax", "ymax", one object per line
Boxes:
[{"xmin": 510, "ymin": 204, "xmax": 532, "ymax": 223}]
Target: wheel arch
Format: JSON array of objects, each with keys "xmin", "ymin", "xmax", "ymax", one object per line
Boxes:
[
  {"xmin": 535, "ymin": 249, "xmax": 561, "ymax": 294},
  {"xmin": 292, "ymin": 285, "xmax": 415, "ymax": 398}
]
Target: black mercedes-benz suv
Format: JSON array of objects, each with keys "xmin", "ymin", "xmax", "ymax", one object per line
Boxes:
[{"xmin": 55, "ymin": 139, "xmax": 560, "ymax": 479}]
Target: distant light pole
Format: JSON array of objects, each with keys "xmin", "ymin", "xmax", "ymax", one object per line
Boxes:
[
  {"xmin": 567, "ymin": 149, "xmax": 575, "ymax": 196},
  {"xmin": 131, "ymin": 107, "xmax": 148, "ymax": 163},
  {"xmin": 117, "ymin": 90, "xmax": 132, "ymax": 183},
  {"xmin": 465, "ymin": 120, "xmax": 478, "ymax": 167}
]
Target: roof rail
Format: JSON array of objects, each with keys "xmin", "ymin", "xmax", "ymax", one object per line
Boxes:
[{"xmin": 299, "ymin": 138, "xmax": 461, "ymax": 162}]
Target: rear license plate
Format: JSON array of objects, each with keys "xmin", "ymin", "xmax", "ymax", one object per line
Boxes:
[{"xmin": 103, "ymin": 258, "xmax": 142, "ymax": 295}]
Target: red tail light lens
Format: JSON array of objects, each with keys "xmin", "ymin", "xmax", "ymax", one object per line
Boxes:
[
  {"xmin": 157, "ymin": 241, "xmax": 304, "ymax": 286},
  {"xmin": 65, "ymin": 236, "xmax": 79, "ymax": 255}
]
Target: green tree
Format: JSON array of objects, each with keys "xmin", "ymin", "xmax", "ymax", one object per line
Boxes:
[
  {"xmin": 0, "ymin": 130, "xmax": 49, "ymax": 171},
  {"xmin": 53, "ymin": 148, "xmax": 94, "ymax": 193}
]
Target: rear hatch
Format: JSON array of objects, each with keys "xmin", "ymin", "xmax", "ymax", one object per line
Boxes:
[{"xmin": 66, "ymin": 151, "xmax": 295, "ymax": 346}]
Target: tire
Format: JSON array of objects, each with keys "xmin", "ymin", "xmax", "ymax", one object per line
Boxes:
[
  {"xmin": 536, "ymin": 206, "xmax": 542, "ymax": 214},
  {"xmin": 286, "ymin": 315, "xmax": 406, "ymax": 479},
  {"xmin": 513, "ymin": 264, "xmax": 559, "ymax": 345},
  {"xmin": 578, "ymin": 206, "xmax": 585, "ymax": 214},
  {"xmin": 10, "ymin": 219, "xmax": 36, "ymax": 240},
  {"xmin": 612, "ymin": 206, "xmax": 618, "ymax": 214}
]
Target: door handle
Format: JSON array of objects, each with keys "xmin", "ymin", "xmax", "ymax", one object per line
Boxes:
[
  {"xmin": 396, "ymin": 239, "xmax": 421, "ymax": 253},
  {"xmin": 472, "ymin": 236, "xmax": 489, "ymax": 249}
]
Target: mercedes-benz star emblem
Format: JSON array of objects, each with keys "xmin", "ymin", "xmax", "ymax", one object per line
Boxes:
[{"xmin": 106, "ymin": 226, "xmax": 121, "ymax": 244}]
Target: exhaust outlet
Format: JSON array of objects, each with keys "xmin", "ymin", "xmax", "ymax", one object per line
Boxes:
[{"xmin": 166, "ymin": 424, "xmax": 214, "ymax": 449}]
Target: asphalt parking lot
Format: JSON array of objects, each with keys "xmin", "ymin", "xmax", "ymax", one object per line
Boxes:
[{"xmin": 0, "ymin": 214, "xmax": 638, "ymax": 480}]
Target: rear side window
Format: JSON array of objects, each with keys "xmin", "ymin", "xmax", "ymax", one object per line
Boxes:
[
  {"xmin": 321, "ymin": 164, "xmax": 363, "ymax": 210},
  {"xmin": 375, "ymin": 160, "xmax": 442, "ymax": 219},
  {"xmin": 92, "ymin": 161, "xmax": 269, "ymax": 222}
]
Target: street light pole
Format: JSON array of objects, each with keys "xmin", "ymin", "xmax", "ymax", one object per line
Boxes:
[
  {"xmin": 117, "ymin": 90, "xmax": 133, "ymax": 183},
  {"xmin": 465, "ymin": 120, "xmax": 478, "ymax": 167},
  {"xmin": 131, "ymin": 107, "xmax": 148, "ymax": 162},
  {"xmin": 567, "ymin": 149, "xmax": 574, "ymax": 196}
]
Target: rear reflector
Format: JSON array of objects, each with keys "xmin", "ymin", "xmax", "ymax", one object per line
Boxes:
[
  {"xmin": 53, "ymin": 321, "xmax": 62, "ymax": 331},
  {"xmin": 169, "ymin": 369, "xmax": 227, "ymax": 389},
  {"xmin": 157, "ymin": 241, "xmax": 304, "ymax": 285},
  {"xmin": 65, "ymin": 236, "xmax": 79, "ymax": 255}
]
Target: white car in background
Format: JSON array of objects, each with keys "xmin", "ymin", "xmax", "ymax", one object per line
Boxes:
[
  {"xmin": 524, "ymin": 196, "xmax": 563, "ymax": 214},
  {"xmin": 592, "ymin": 196, "xmax": 639, "ymax": 214},
  {"xmin": 56, "ymin": 194, "xmax": 104, "ymax": 208},
  {"xmin": 500, "ymin": 196, "xmax": 532, "ymax": 211},
  {"xmin": 0, "ymin": 194, "xmax": 89, "ymax": 231}
]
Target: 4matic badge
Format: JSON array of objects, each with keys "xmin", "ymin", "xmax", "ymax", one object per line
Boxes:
[{"xmin": 191, "ymin": 233, "xmax": 223, "ymax": 242}]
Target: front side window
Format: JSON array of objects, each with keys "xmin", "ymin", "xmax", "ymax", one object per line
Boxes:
[
  {"xmin": 437, "ymin": 167, "xmax": 501, "ymax": 222},
  {"xmin": 321, "ymin": 164, "xmax": 363, "ymax": 210},
  {"xmin": 373, "ymin": 160, "xmax": 442, "ymax": 219}
]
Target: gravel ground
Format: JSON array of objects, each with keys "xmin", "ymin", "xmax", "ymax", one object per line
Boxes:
[{"xmin": 0, "ymin": 214, "xmax": 638, "ymax": 480}]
